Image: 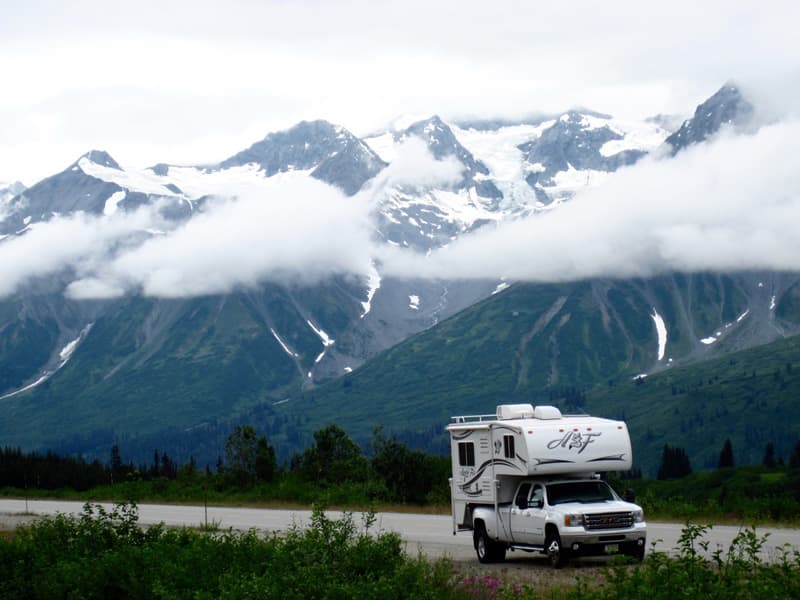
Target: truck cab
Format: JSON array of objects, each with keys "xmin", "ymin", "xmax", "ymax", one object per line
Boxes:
[{"xmin": 474, "ymin": 476, "xmax": 646, "ymax": 566}]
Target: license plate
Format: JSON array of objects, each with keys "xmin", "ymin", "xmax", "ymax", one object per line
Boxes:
[{"xmin": 604, "ymin": 544, "xmax": 619, "ymax": 554}]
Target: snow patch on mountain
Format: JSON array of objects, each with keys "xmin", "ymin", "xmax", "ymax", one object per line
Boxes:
[
  {"xmin": 360, "ymin": 263, "xmax": 381, "ymax": 318},
  {"xmin": 103, "ymin": 191, "xmax": 127, "ymax": 216},
  {"xmin": 546, "ymin": 165, "xmax": 610, "ymax": 202},
  {"xmin": 492, "ymin": 281, "xmax": 510, "ymax": 295},
  {"xmin": 307, "ymin": 320, "xmax": 334, "ymax": 346},
  {"xmin": 0, "ymin": 181, "xmax": 25, "ymax": 221},
  {"xmin": 453, "ymin": 123, "xmax": 548, "ymax": 210},
  {"xmin": 79, "ymin": 158, "xmax": 177, "ymax": 196},
  {"xmin": 0, "ymin": 323, "xmax": 92, "ymax": 401},
  {"xmin": 599, "ymin": 119, "xmax": 668, "ymax": 157},
  {"xmin": 270, "ymin": 328, "xmax": 299, "ymax": 358},
  {"xmin": 364, "ymin": 132, "xmax": 399, "ymax": 163},
  {"xmin": 651, "ymin": 308, "xmax": 667, "ymax": 361}
]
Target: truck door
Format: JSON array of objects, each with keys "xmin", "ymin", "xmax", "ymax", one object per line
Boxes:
[{"xmin": 509, "ymin": 483, "xmax": 546, "ymax": 545}]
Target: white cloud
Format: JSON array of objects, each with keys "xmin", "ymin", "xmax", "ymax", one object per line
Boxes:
[
  {"xmin": 364, "ymin": 136, "xmax": 464, "ymax": 191},
  {"xmin": 379, "ymin": 121, "xmax": 800, "ymax": 280},
  {"xmin": 0, "ymin": 209, "xmax": 158, "ymax": 298},
  {"xmin": 2, "ymin": 1, "xmax": 800, "ymax": 184},
  {"xmin": 67, "ymin": 177, "xmax": 374, "ymax": 298},
  {"xmin": 0, "ymin": 175, "xmax": 374, "ymax": 300}
]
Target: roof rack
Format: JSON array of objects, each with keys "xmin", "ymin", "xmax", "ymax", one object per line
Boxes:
[{"xmin": 449, "ymin": 413, "xmax": 496, "ymax": 424}]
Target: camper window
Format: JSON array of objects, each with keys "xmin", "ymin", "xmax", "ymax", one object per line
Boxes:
[
  {"xmin": 503, "ymin": 435, "xmax": 515, "ymax": 459},
  {"xmin": 458, "ymin": 442, "xmax": 475, "ymax": 466}
]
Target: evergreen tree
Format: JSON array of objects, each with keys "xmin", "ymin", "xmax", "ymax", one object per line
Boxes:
[
  {"xmin": 789, "ymin": 440, "xmax": 800, "ymax": 469},
  {"xmin": 371, "ymin": 427, "xmax": 435, "ymax": 503},
  {"xmin": 225, "ymin": 425, "xmax": 259, "ymax": 485},
  {"xmin": 255, "ymin": 436, "xmax": 277, "ymax": 483},
  {"xmin": 657, "ymin": 445, "xmax": 692, "ymax": 480},
  {"xmin": 110, "ymin": 445, "xmax": 123, "ymax": 483},
  {"xmin": 301, "ymin": 424, "xmax": 368, "ymax": 485},
  {"xmin": 762, "ymin": 442, "xmax": 777, "ymax": 468},
  {"xmin": 718, "ymin": 438, "xmax": 734, "ymax": 469}
]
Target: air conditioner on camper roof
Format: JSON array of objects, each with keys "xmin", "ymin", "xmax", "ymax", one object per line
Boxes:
[
  {"xmin": 496, "ymin": 404, "xmax": 563, "ymax": 420},
  {"xmin": 496, "ymin": 404, "xmax": 534, "ymax": 420}
]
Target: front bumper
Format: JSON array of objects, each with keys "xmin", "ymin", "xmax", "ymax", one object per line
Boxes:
[{"xmin": 560, "ymin": 523, "xmax": 647, "ymax": 556}]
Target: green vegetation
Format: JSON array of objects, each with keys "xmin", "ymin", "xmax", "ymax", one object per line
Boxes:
[
  {"xmin": 587, "ymin": 334, "xmax": 800, "ymax": 474},
  {"xmin": 272, "ymin": 286, "xmax": 800, "ymax": 474},
  {"xmin": 3, "ymin": 501, "xmax": 799, "ymax": 599},
  {"xmin": 2, "ymin": 275, "xmax": 799, "ymax": 478},
  {"xmin": 0, "ymin": 425, "xmax": 452, "ymax": 510},
  {"xmin": 0, "ymin": 502, "xmax": 457, "ymax": 599},
  {"xmin": 570, "ymin": 523, "xmax": 800, "ymax": 599},
  {"xmin": 7, "ymin": 425, "xmax": 800, "ymax": 526},
  {"xmin": 616, "ymin": 464, "xmax": 800, "ymax": 524}
]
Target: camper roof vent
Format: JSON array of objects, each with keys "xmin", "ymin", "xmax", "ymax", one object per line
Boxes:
[
  {"xmin": 533, "ymin": 405, "xmax": 562, "ymax": 420},
  {"xmin": 496, "ymin": 404, "xmax": 535, "ymax": 420}
]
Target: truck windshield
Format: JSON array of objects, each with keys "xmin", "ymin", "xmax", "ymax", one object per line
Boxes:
[{"xmin": 545, "ymin": 481, "xmax": 617, "ymax": 505}]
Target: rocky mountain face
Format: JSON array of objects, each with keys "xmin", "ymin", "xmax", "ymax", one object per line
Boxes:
[
  {"xmin": 519, "ymin": 111, "xmax": 648, "ymax": 203},
  {"xmin": 1, "ymin": 83, "xmax": 794, "ymax": 459},
  {"xmin": 217, "ymin": 120, "xmax": 387, "ymax": 196},
  {"xmin": 665, "ymin": 84, "xmax": 754, "ymax": 154}
]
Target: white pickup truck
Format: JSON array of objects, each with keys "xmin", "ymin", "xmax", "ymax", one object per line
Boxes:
[{"xmin": 447, "ymin": 404, "xmax": 647, "ymax": 567}]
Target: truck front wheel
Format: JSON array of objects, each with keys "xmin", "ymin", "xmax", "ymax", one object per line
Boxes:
[
  {"xmin": 474, "ymin": 523, "xmax": 506, "ymax": 563},
  {"xmin": 545, "ymin": 530, "xmax": 569, "ymax": 569}
]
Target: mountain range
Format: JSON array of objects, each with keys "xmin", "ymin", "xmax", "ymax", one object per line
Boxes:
[{"xmin": 1, "ymin": 82, "xmax": 797, "ymax": 472}]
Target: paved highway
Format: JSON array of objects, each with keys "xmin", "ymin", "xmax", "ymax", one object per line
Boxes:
[{"xmin": 2, "ymin": 499, "xmax": 799, "ymax": 565}]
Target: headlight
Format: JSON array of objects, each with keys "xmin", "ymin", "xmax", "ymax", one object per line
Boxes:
[
  {"xmin": 564, "ymin": 513, "xmax": 584, "ymax": 527},
  {"xmin": 632, "ymin": 510, "xmax": 644, "ymax": 523}
]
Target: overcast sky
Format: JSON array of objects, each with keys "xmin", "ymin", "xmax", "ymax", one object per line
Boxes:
[{"xmin": 2, "ymin": 0, "xmax": 799, "ymax": 185}]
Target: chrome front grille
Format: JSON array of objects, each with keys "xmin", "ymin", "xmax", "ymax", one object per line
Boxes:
[{"xmin": 584, "ymin": 512, "xmax": 634, "ymax": 530}]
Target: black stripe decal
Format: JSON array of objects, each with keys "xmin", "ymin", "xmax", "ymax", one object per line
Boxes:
[
  {"xmin": 533, "ymin": 458, "xmax": 575, "ymax": 465},
  {"xmin": 586, "ymin": 454, "xmax": 627, "ymax": 462}
]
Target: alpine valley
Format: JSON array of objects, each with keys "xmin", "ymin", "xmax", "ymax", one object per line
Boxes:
[{"xmin": 1, "ymin": 83, "xmax": 798, "ymax": 474}]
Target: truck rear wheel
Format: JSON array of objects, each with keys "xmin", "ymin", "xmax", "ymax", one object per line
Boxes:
[
  {"xmin": 545, "ymin": 529, "xmax": 569, "ymax": 569},
  {"xmin": 474, "ymin": 523, "xmax": 506, "ymax": 563}
]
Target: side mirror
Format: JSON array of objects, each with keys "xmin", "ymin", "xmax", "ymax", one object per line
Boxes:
[
  {"xmin": 529, "ymin": 499, "xmax": 543, "ymax": 509},
  {"xmin": 624, "ymin": 489, "xmax": 636, "ymax": 503}
]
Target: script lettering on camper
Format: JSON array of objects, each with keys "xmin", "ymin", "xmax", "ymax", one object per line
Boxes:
[{"xmin": 546, "ymin": 431, "xmax": 602, "ymax": 454}]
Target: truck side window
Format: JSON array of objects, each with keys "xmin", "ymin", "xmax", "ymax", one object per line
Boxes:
[
  {"xmin": 458, "ymin": 442, "xmax": 475, "ymax": 466},
  {"xmin": 530, "ymin": 485, "xmax": 544, "ymax": 509},
  {"xmin": 515, "ymin": 483, "xmax": 531, "ymax": 509},
  {"xmin": 503, "ymin": 435, "xmax": 515, "ymax": 459}
]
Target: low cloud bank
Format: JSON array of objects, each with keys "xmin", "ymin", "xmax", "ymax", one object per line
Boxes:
[
  {"xmin": 1, "ymin": 122, "xmax": 798, "ymax": 301},
  {"xmin": 68, "ymin": 177, "xmax": 374, "ymax": 298},
  {"xmin": 0, "ymin": 176, "xmax": 374, "ymax": 300},
  {"xmin": 379, "ymin": 120, "xmax": 800, "ymax": 281}
]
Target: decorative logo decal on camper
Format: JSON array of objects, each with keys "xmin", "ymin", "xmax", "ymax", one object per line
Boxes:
[
  {"xmin": 547, "ymin": 431, "xmax": 602, "ymax": 454},
  {"xmin": 458, "ymin": 458, "xmax": 522, "ymax": 491},
  {"xmin": 493, "ymin": 440, "xmax": 502, "ymax": 455}
]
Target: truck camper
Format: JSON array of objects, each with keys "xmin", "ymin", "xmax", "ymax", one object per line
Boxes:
[{"xmin": 447, "ymin": 404, "xmax": 646, "ymax": 567}]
